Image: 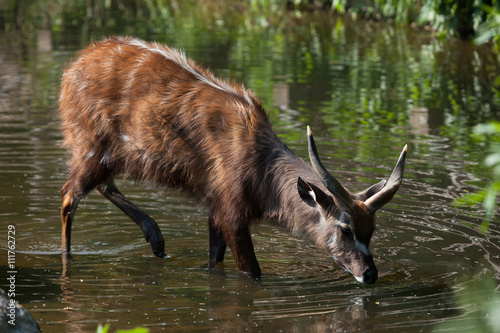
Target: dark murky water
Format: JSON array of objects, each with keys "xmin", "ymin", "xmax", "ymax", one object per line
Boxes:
[{"xmin": 1, "ymin": 7, "xmax": 500, "ymax": 333}]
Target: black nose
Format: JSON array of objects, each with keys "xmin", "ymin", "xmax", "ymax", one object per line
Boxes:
[{"xmin": 363, "ymin": 267, "xmax": 378, "ymax": 284}]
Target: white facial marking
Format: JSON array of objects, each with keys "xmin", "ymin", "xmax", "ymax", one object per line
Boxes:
[
  {"xmin": 354, "ymin": 275, "xmax": 365, "ymax": 283},
  {"xmin": 336, "ymin": 221, "xmax": 350, "ymax": 229},
  {"xmin": 355, "ymin": 239, "xmax": 370, "ymax": 256},
  {"xmin": 328, "ymin": 233, "xmax": 337, "ymax": 249},
  {"xmin": 318, "ymin": 213, "xmax": 327, "ymax": 229}
]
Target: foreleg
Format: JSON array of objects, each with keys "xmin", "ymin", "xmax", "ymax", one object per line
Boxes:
[{"xmin": 97, "ymin": 178, "xmax": 167, "ymax": 258}]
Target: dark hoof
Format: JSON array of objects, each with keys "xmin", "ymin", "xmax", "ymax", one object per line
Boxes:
[
  {"xmin": 149, "ymin": 237, "xmax": 166, "ymax": 259},
  {"xmin": 242, "ymin": 270, "xmax": 262, "ymax": 281},
  {"xmin": 154, "ymin": 252, "xmax": 170, "ymax": 259}
]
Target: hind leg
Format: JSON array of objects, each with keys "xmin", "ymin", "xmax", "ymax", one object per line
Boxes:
[
  {"xmin": 61, "ymin": 189, "xmax": 80, "ymax": 254},
  {"xmin": 60, "ymin": 167, "xmax": 108, "ymax": 253},
  {"xmin": 97, "ymin": 177, "xmax": 167, "ymax": 258}
]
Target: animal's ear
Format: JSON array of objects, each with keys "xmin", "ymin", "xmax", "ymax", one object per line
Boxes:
[
  {"xmin": 298, "ymin": 177, "xmax": 317, "ymax": 207},
  {"xmin": 297, "ymin": 177, "xmax": 333, "ymax": 210}
]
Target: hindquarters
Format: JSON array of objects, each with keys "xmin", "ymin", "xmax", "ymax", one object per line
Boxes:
[{"xmin": 57, "ymin": 37, "xmax": 275, "ymax": 273}]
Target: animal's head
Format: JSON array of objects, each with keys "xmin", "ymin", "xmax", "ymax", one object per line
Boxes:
[{"xmin": 298, "ymin": 127, "xmax": 407, "ymax": 284}]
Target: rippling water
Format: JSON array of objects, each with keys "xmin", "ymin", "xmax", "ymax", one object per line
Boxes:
[{"xmin": 1, "ymin": 7, "xmax": 500, "ymax": 333}]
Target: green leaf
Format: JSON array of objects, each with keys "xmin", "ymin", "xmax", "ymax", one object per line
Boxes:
[
  {"xmin": 474, "ymin": 121, "xmax": 500, "ymax": 135},
  {"xmin": 117, "ymin": 328, "xmax": 150, "ymax": 333},
  {"xmin": 485, "ymin": 153, "xmax": 500, "ymax": 167},
  {"xmin": 96, "ymin": 324, "xmax": 111, "ymax": 333},
  {"xmin": 454, "ymin": 190, "xmax": 487, "ymax": 207},
  {"xmin": 96, "ymin": 325, "xmax": 149, "ymax": 333}
]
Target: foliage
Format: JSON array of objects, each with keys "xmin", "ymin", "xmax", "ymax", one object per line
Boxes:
[
  {"xmin": 418, "ymin": 0, "xmax": 500, "ymax": 43},
  {"xmin": 285, "ymin": 1, "xmax": 500, "ymax": 44},
  {"xmin": 344, "ymin": 0, "xmax": 500, "ymax": 43},
  {"xmin": 455, "ymin": 121, "xmax": 500, "ymax": 231},
  {"xmin": 474, "ymin": 2, "xmax": 500, "ymax": 46},
  {"xmin": 96, "ymin": 323, "xmax": 149, "ymax": 333},
  {"xmin": 1, "ymin": 0, "xmax": 499, "ymax": 44},
  {"xmin": 371, "ymin": 0, "xmax": 424, "ymax": 23},
  {"xmin": 432, "ymin": 277, "xmax": 500, "ymax": 332}
]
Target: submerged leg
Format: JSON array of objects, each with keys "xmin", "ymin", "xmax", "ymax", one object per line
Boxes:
[
  {"xmin": 222, "ymin": 220, "xmax": 261, "ymax": 279},
  {"xmin": 209, "ymin": 214, "xmax": 227, "ymax": 266},
  {"xmin": 61, "ymin": 190, "xmax": 81, "ymax": 254},
  {"xmin": 96, "ymin": 178, "xmax": 167, "ymax": 258},
  {"xmin": 61, "ymin": 168, "xmax": 105, "ymax": 253}
]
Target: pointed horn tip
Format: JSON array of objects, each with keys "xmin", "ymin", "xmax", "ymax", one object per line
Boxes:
[
  {"xmin": 395, "ymin": 144, "xmax": 408, "ymax": 159},
  {"xmin": 399, "ymin": 144, "xmax": 408, "ymax": 160},
  {"xmin": 307, "ymin": 126, "xmax": 312, "ymax": 137}
]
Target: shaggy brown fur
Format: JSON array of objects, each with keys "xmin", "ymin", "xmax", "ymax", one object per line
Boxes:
[{"xmin": 59, "ymin": 37, "xmax": 405, "ymax": 283}]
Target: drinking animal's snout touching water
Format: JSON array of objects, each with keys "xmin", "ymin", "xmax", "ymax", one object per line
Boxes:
[{"xmin": 59, "ymin": 37, "xmax": 406, "ymax": 284}]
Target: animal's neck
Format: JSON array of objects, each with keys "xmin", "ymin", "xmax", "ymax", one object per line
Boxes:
[{"xmin": 261, "ymin": 147, "xmax": 324, "ymax": 236}]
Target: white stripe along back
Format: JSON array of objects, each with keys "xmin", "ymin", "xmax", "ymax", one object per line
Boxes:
[{"xmin": 118, "ymin": 37, "xmax": 253, "ymax": 105}]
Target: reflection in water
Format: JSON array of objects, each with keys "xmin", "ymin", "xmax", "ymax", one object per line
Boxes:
[
  {"xmin": 410, "ymin": 106, "xmax": 429, "ymax": 136},
  {"xmin": 0, "ymin": 5, "xmax": 500, "ymax": 333},
  {"xmin": 37, "ymin": 30, "xmax": 52, "ymax": 53},
  {"xmin": 60, "ymin": 255, "xmax": 89, "ymax": 333},
  {"xmin": 272, "ymin": 81, "xmax": 289, "ymax": 110}
]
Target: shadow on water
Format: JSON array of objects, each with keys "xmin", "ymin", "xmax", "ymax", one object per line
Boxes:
[{"xmin": 1, "ymin": 2, "xmax": 500, "ymax": 332}]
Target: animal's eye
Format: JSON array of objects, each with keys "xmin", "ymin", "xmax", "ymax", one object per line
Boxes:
[{"xmin": 341, "ymin": 227, "xmax": 354, "ymax": 240}]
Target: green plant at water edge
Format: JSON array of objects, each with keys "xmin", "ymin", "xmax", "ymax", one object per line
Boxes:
[
  {"xmin": 96, "ymin": 323, "xmax": 149, "ymax": 333},
  {"xmin": 432, "ymin": 278, "xmax": 500, "ymax": 332},
  {"xmin": 3, "ymin": 0, "xmax": 500, "ymax": 44},
  {"xmin": 368, "ymin": 0, "xmax": 500, "ymax": 42},
  {"xmin": 455, "ymin": 121, "xmax": 500, "ymax": 231},
  {"xmin": 474, "ymin": 1, "xmax": 500, "ymax": 47}
]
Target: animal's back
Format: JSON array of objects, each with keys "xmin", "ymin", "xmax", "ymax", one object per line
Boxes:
[{"xmin": 59, "ymin": 37, "xmax": 274, "ymax": 200}]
